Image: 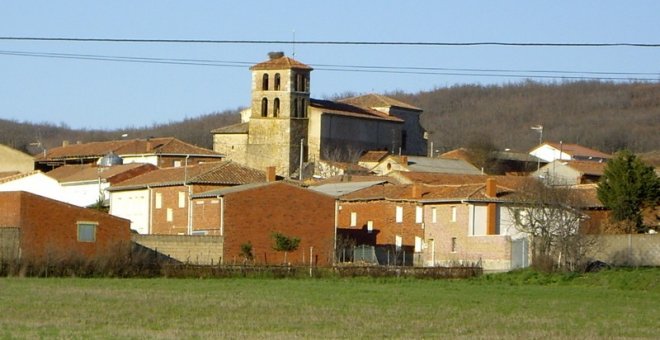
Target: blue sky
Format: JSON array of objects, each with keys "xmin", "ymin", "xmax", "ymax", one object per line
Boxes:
[{"xmin": 1, "ymin": 1, "xmax": 659, "ymax": 130}]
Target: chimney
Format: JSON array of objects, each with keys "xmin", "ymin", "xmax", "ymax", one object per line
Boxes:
[
  {"xmin": 411, "ymin": 183, "xmax": 423, "ymax": 199},
  {"xmin": 266, "ymin": 166, "xmax": 276, "ymax": 182},
  {"xmin": 62, "ymin": 140, "xmax": 69, "ymax": 147},
  {"xmin": 486, "ymin": 178, "xmax": 497, "ymax": 198},
  {"xmin": 268, "ymin": 51, "xmax": 285, "ymax": 60}
]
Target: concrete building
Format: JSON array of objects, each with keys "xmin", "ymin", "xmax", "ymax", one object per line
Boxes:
[
  {"xmin": 0, "ymin": 191, "xmax": 131, "ymax": 262},
  {"xmin": 212, "ymin": 53, "xmax": 426, "ymax": 178}
]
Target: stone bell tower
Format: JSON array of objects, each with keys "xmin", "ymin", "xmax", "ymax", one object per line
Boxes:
[{"xmin": 246, "ymin": 52, "xmax": 312, "ymax": 177}]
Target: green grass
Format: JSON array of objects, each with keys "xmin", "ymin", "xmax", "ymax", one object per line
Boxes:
[{"xmin": 0, "ymin": 268, "xmax": 658, "ymax": 339}]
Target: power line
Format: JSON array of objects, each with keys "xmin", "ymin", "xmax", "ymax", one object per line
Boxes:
[
  {"xmin": 1, "ymin": 36, "xmax": 660, "ymax": 47},
  {"xmin": 1, "ymin": 49, "xmax": 658, "ymax": 82}
]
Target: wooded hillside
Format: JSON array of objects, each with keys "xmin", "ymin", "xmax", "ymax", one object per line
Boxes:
[{"xmin": 1, "ymin": 81, "xmax": 658, "ymax": 155}]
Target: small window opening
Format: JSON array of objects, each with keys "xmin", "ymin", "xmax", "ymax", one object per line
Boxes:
[
  {"xmin": 261, "ymin": 98, "xmax": 268, "ymax": 117},
  {"xmin": 262, "ymin": 74, "xmax": 269, "ymax": 90},
  {"xmin": 274, "ymin": 98, "xmax": 280, "ymax": 117},
  {"xmin": 274, "ymin": 73, "xmax": 281, "ymax": 90}
]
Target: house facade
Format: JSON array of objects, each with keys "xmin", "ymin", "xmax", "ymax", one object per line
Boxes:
[
  {"xmin": 529, "ymin": 142, "xmax": 611, "ymax": 163},
  {"xmin": 212, "ymin": 53, "xmax": 426, "ymax": 178},
  {"xmin": 108, "ymin": 161, "xmax": 266, "ymax": 234},
  {"xmin": 191, "ymin": 182, "xmax": 336, "ymax": 265},
  {"xmin": 531, "ymin": 160, "xmax": 606, "ymax": 186},
  {"xmin": 0, "ymin": 191, "xmax": 131, "ymax": 262},
  {"xmin": 0, "ymin": 171, "xmax": 67, "ymax": 203}
]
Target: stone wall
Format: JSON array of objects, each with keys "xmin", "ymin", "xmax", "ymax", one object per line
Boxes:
[{"xmin": 133, "ymin": 234, "xmax": 223, "ymax": 265}]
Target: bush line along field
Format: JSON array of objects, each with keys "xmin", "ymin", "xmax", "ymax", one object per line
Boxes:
[{"xmin": 0, "ymin": 268, "xmax": 658, "ymax": 339}]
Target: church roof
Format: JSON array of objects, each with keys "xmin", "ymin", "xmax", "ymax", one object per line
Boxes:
[
  {"xmin": 340, "ymin": 93, "xmax": 422, "ymax": 112},
  {"xmin": 250, "ymin": 55, "xmax": 313, "ymax": 71},
  {"xmin": 211, "ymin": 122, "xmax": 249, "ymax": 134},
  {"xmin": 309, "ymin": 99, "xmax": 403, "ymax": 123}
]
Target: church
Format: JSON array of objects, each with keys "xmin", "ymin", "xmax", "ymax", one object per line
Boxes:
[{"xmin": 211, "ymin": 52, "xmax": 426, "ymax": 177}]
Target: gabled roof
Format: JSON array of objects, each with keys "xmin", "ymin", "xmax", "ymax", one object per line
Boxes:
[
  {"xmin": 0, "ymin": 171, "xmax": 20, "ymax": 180},
  {"xmin": 0, "ymin": 170, "xmax": 44, "ymax": 184},
  {"xmin": 391, "ymin": 172, "xmax": 536, "ymax": 191},
  {"xmin": 339, "ymin": 93, "xmax": 422, "ymax": 112},
  {"xmin": 250, "ymin": 55, "xmax": 313, "ymax": 71},
  {"xmin": 46, "ymin": 163, "xmax": 158, "ymax": 183},
  {"xmin": 339, "ymin": 182, "xmax": 514, "ymax": 202},
  {"xmin": 309, "ymin": 180, "xmax": 387, "ymax": 198},
  {"xmin": 538, "ymin": 142, "xmax": 612, "ymax": 160},
  {"xmin": 36, "ymin": 137, "xmax": 222, "ymax": 162},
  {"xmin": 556, "ymin": 160, "xmax": 606, "ymax": 176},
  {"xmin": 405, "ymin": 156, "xmax": 482, "ymax": 175},
  {"xmin": 108, "ymin": 161, "xmax": 265, "ymax": 191},
  {"xmin": 210, "ymin": 122, "xmax": 249, "ymax": 134},
  {"xmin": 309, "ymin": 99, "xmax": 404, "ymax": 123}
]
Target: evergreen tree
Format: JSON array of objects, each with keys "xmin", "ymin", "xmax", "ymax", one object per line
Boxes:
[{"xmin": 597, "ymin": 150, "xmax": 660, "ymax": 233}]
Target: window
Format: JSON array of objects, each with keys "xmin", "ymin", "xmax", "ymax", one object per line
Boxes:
[
  {"xmin": 77, "ymin": 222, "xmax": 97, "ymax": 242},
  {"xmin": 293, "ymin": 99, "xmax": 299, "ymax": 118},
  {"xmin": 261, "ymin": 98, "xmax": 268, "ymax": 117},
  {"xmin": 262, "ymin": 73, "xmax": 269, "ymax": 90},
  {"xmin": 395, "ymin": 206, "xmax": 403, "ymax": 223},
  {"xmin": 451, "ymin": 237, "xmax": 457, "ymax": 253},
  {"xmin": 395, "ymin": 235, "xmax": 402, "ymax": 250},
  {"xmin": 296, "ymin": 74, "xmax": 303, "ymax": 91},
  {"xmin": 414, "ymin": 236, "xmax": 422, "ymax": 252},
  {"xmin": 431, "ymin": 207, "xmax": 437, "ymax": 223},
  {"xmin": 174, "ymin": 160, "xmax": 182, "ymax": 167},
  {"xmin": 166, "ymin": 208, "xmax": 173, "ymax": 222},
  {"xmin": 401, "ymin": 130, "xmax": 407, "ymax": 150},
  {"xmin": 274, "ymin": 73, "xmax": 281, "ymax": 90},
  {"xmin": 451, "ymin": 206, "xmax": 457, "ymax": 222},
  {"xmin": 350, "ymin": 212, "xmax": 357, "ymax": 227},
  {"xmin": 273, "ymin": 98, "xmax": 280, "ymax": 117},
  {"xmin": 367, "ymin": 220, "xmax": 373, "ymax": 233},
  {"xmin": 415, "ymin": 206, "xmax": 423, "ymax": 224},
  {"xmin": 178, "ymin": 192, "xmax": 186, "ymax": 208},
  {"xmin": 301, "ymin": 99, "xmax": 306, "ymax": 117},
  {"xmin": 155, "ymin": 193, "xmax": 162, "ymax": 209}
]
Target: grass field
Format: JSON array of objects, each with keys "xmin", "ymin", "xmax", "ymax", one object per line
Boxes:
[{"xmin": 0, "ymin": 268, "xmax": 658, "ymax": 339}]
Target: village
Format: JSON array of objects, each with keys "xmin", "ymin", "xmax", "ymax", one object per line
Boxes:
[{"xmin": 1, "ymin": 53, "xmax": 658, "ymax": 274}]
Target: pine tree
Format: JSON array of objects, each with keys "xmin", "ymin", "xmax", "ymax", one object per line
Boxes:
[{"xmin": 597, "ymin": 150, "xmax": 660, "ymax": 233}]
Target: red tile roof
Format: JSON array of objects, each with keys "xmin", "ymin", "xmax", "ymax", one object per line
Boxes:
[
  {"xmin": 339, "ymin": 93, "xmax": 422, "ymax": 112},
  {"xmin": 562, "ymin": 160, "xmax": 606, "ymax": 176},
  {"xmin": 310, "ymin": 99, "xmax": 403, "ymax": 123},
  {"xmin": 36, "ymin": 137, "xmax": 221, "ymax": 161},
  {"xmin": 108, "ymin": 161, "xmax": 265, "ymax": 190},
  {"xmin": 392, "ymin": 172, "xmax": 536, "ymax": 191},
  {"xmin": 340, "ymin": 182, "xmax": 514, "ymax": 202},
  {"xmin": 250, "ymin": 56, "xmax": 312, "ymax": 71},
  {"xmin": 46, "ymin": 163, "xmax": 158, "ymax": 183},
  {"xmin": 543, "ymin": 142, "xmax": 611, "ymax": 160},
  {"xmin": 359, "ymin": 151, "xmax": 391, "ymax": 163}
]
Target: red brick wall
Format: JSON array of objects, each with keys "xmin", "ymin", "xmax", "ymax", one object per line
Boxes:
[
  {"xmin": 221, "ymin": 183, "xmax": 336, "ymax": 266},
  {"xmin": 0, "ymin": 191, "xmax": 131, "ymax": 261},
  {"xmin": 337, "ymin": 200, "xmax": 423, "ymax": 248},
  {"xmin": 151, "ymin": 185, "xmax": 231, "ymax": 235},
  {"xmin": 191, "ymin": 198, "xmax": 222, "ymax": 235}
]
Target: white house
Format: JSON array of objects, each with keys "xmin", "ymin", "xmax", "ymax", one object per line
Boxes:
[
  {"xmin": 530, "ymin": 142, "xmax": 611, "ymax": 163},
  {"xmin": 0, "ymin": 171, "xmax": 67, "ymax": 202}
]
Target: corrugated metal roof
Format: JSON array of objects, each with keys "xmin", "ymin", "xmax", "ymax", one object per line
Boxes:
[{"xmin": 309, "ymin": 180, "xmax": 386, "ymax": 197}]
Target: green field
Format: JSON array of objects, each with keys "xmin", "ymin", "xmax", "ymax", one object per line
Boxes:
[{"xmin": 0, "ymin": 269, "xmax": 658, "ymax": 339}]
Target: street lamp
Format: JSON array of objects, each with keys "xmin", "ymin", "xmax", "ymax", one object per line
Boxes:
[{"xmin": 530, "ymin": 125, "xmax": 543, "ymax": 171}]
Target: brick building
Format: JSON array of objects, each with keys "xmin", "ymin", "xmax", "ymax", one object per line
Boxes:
[
  {"xmin": 35, "ymin": 137, "xmax": 223, "ymax": 171},
  {"xmin": 0, "ymin": 191, "xmax": 131, "ymax": 262},
  {"xmin": 191, "ymin": 181, "xmax": 336, "ymax": 266},
  {"xmin": 108, "ymin": 161, "xmax": 266, "ymax": 235}
]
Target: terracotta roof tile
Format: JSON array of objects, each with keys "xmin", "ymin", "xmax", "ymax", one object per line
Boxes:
[
  {"xmin": 46, "ymin": 163, "xmax": 157, "ymax": 183},
  {"xmin": 250, "ymin": 56, "xmax": 312, "ymax": 71},
  {"xmin": 340, "ymin": 182, "xmax": 513, "ymax": 201},
  {"xmin": 36, "ymin": 137, "xmax": 221, "ymax": 161},
  {"xmin": 543, "ymin": 142, "xmax": 612, "ymax": 160},
  {"xmin": 562, "ymin": 160, "xmax": 607, "ymax": 176},
  {"xmin": 211, "ymin": 122, "xmax": 249, "ymax": 134},
  {"xmin": 109, "ymin": 161, "xmax": 265, "ymax": 190},
  {"xmin": 359, "ymin": 151, "xmax": 390, "ymax": 163},
  {"xmin": 339, "ymin": 93, "xmax": 422, "ymax": 112},
  {"xmin": 392, "ymin": 172, "xmax": 536, "ymax": 191},
  {"xmin": 310, "ymin": 99, "xmax": 403, "ymax": 123}
]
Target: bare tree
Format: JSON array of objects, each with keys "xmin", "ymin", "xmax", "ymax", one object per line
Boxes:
[{"xmin": 507, "ymin": 180, "xmax": 596, "ymax": 271}]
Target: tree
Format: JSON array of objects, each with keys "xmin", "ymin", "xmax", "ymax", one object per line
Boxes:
[
  {"xmin": 271, "ymin": 232, "xmax": 300, "ymax": 264},
  {"xmin": 507, "ymin": 179, "xmax": 594, "ymax": 271},
  {"xmin": 240, "ymin": 242, "xmax": 254, "ymax": 264},
  {"xmin": 597, "ymin": 150, "xmax": 660, "ymax": 233}
]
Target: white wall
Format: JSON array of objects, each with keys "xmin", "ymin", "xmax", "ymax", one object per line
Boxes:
[
  {"xmin": 60, "ymin": 181, "xmax": 111, "ymax": 207},
  {"xmin": 110, "ymin": 189, "xmax": 150, "ymax": 234},
  {"xmin": 122, "ymin": 155, "xmax": 159, "ymax": 166},
  {"xmin": 0, "ymin": 172, "xmax": 67, "ymax": 202}
]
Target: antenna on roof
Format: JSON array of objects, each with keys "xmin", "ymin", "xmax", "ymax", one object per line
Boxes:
[{"xmin": 292, "ymin": 29, "xmax": 296, "ymax": 58}]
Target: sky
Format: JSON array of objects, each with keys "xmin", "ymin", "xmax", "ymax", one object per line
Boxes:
[{"xmin": 1, "ymin": 1, "xmax": 659, "ymax": 130}]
